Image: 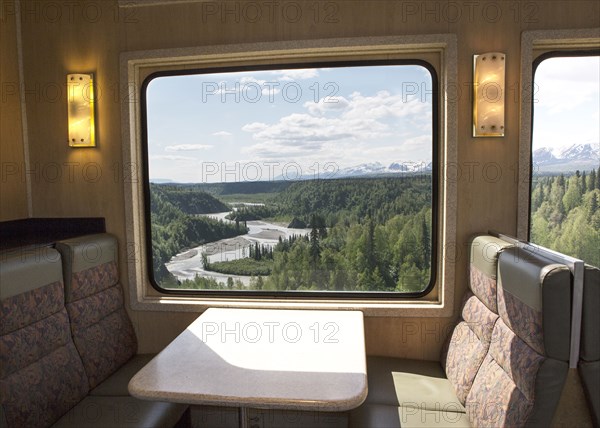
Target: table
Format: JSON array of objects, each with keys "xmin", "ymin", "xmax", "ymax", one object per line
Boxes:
[{"xmin": 128, "ymin": 308, "xmax": 367, "ymax": 427}]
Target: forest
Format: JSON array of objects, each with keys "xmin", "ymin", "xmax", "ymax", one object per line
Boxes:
[
  {"xmin": 149, "ymin": 184, "xmax": 247, "ymax": 282},
  {"xmin": 150, "ymin": 175, "xmax": 433, "ymax": 293},
  {"xmin": 150, "ymin": 167, "xmax": 599, "ymax": 294},
  {"xmin": 530, "ymin": 168, "xmax": 600, "ymax": 268}
]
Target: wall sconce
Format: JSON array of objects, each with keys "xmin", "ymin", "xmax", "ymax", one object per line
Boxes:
[
  {"xmin": 67, "ymin": 73, "xmax": 96, "ymax": 147},
  {"xmin": 473, "ymin": 53, "xmax": 505, "ymax": 137}
]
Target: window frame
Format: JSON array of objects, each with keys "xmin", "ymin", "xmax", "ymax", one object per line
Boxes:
[
  {"xmin": 119, "ymin": 35, "xmax": 458, "ymax": 317},
  {"xmin": 140, "ymin": 59, "xmax": 440, "ymax": 299},
  {"xmin": 517, "ymin": 29, "xmax": 600, "ymax": 240},
  {"xmin": 527, "ymin": 49, "xmax": 600, "ymax": 241}
]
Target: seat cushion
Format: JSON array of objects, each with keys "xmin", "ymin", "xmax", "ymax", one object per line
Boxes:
[
  {"xmin": 439, "ymin": 235, "xmax": 507, "ymax": 405},
  {"xmin": 441, "ymin": 293, "xmax": 498, "ymax": 403},
  {"xmin": 497, "ymin": 247, "xmax": 571, "ymax": 360},
  {"xmin": 581, "ymin": 266, "xmax": 600, "ymax": 362},
  {"xmin": 350, "ymin": 403, "xmax": 471, "ymax": 428},
  {"xmin": 56, "ymin": 234, "xmax": 138, "ymax": 389},
  {"xmin": 52, "ymin": 396, "xmax": 188, "ymax": 428},
  {"xmin": 364, "ymin": 357, "xmax": 464, "ymax": 413},
  {"xmin": 90, "ymin": 354, "xmax": 155, "ymax": 396},
  {"xmin": 580, "ymin": 361, "xmax": 600, "ymax": 427},
  {"xmin": 468, "ymin": 235, "xmax": 512, "ymax": 313}
]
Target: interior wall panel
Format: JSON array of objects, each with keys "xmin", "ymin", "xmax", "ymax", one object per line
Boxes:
[
  {"xmin": 0, "ymin": 0, "xmax": 28, "ymax": 221},
  {"xmin": 17, "ymin": 0, "xmax": 600, "ymax": 355}
]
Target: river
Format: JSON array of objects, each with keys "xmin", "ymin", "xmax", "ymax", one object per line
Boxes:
[{"xmin": 165, "ymin": 211, "xmax": 311, "ymax": 286}]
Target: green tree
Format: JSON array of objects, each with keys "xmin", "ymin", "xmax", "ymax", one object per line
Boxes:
[
  {"xmin": 563, "ymin": 175, "xmax": 582, "ymax": 212},
  {"xmin": 589, "ymin": 169, "xmax": 596, "ymax": 191},
  {"xmin": 309, "ymin": 214, "xmax": 321, "ymax": 263}
]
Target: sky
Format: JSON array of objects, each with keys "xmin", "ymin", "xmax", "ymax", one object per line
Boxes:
[
  {"xmin": 145, "ymin": 65, "xmax": 433, "ymax": 183},
  {"xmin": 532, "ymin": 55, "xmax": 600, "ymax": 154}
]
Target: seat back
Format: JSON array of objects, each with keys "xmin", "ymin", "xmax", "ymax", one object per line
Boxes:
[
  {"xmin": 466, "ymin": 246, "xmax": 572, "ymax": 427},
  {"xmin": 0, "ymin": 248, "xmax": 89, "ymax": 428},
  {"xmin": 579, "ymin": 265, "xmax": 600, "ymax": 426},
  {"xmin": 441, "ymin": 235, "xmax": 512, "ymax": 403},
  {"xmin": 56, "ymin": 234, "xmax": 137, "ymax": 389}
]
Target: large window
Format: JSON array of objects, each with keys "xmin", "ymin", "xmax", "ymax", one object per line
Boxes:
[
  {"xmin": 142, "ymin": 61, "xmax": 437, "ymax": 297},
  {"xmin": 529, "ymin": 53, "xmax": 599, "ymax": 267}
]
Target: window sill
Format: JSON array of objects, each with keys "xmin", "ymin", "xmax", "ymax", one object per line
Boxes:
[{"xmin": 129, "ymin": 291, "xmax": 452, "ymax": 317}]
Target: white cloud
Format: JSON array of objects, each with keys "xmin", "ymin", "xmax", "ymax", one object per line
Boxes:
[
  {"xmin": 341, "ymin": 91, "xmax": 429, "ymax": 120},
  {"xmin": 212, "ymin": 131, "xmax": 232, "ymax": 137},
  {"xmin": 241, "ymin": 122, "xmax": 269, "ymax": 133},
  {"xmin": 535, "ymin": 56, "xmax": 599, "ymax": 114},
  {"xmin": 270, "ymin": 69, "xmax": 319, "ymax": 81},
  {"xmin": 241, "ymin": 91, "xmax": 431, "ymax": 162},
  {"xmin": 532, "ymin": 56, "xmax": 600, "ymax": 150},
  {"xmin": 165, "ymin": 144, "xmax": 213, "ymax": 151},
  {"xmin": 150, "ymin": 155, "xmax": 196, "ymax": 161},
  {"xmin": 211, "ymin": 76, "xmax": 281, "ymax": 99},
  {"xmin": 305, "ymin": 96, "xmax": 350, "ymax": 115}
]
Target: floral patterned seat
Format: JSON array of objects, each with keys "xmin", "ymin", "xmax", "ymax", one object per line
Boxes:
[
  {"xmin": 0, "ymin": 236, "xmax": 189, "ymax": 428},
  {"xmin": 350, "ymin": 234, "xmax": 512, "ymax": 427},
  {"xmin": 0, "ymin": 248, "xmax": 89, "ymax": 427},
  {"xmin": 465, "ymin": 246, "xmax": 572, "ymax": 427},
  {"xmin": 56, "ymin": 234, "xmax": 138, "ymax": 389},
  {"xmin": 350, "ymin": 235, "xmax": 573, "ymax": 428}
]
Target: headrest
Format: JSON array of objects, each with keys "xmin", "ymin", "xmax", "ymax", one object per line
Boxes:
[
  {"xmin": 469, "ymin": 235, "xmax": 513, "ymax": 312},
  {"xmin": 580, "ymin": 265, "xmax": 600, "ymax": 362},
  {"xmin": 0, "ymin": 247, "xmax": 65, "ymax": 335},
  {"xmin": 0, "ymin": 247, "xmax": 63, "ymax": 300},
  {"xmin": 56, "ymin": 233, "xmax": 119, "ymax": 302},
  {"xmin": 497, "ymin": 247, "xmax": 571, "ymax": 361}
]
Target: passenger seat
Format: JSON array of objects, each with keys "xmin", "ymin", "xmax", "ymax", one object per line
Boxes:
[
  {"xmin": 53, "ymin": 233, "xmax": 188, "ymax": 427},
  {"xmin": 0, "ymin": 247, "xmax": 89, "ymax": 427}
]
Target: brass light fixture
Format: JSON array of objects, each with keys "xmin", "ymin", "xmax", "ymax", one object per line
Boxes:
[
  {"xmin": 67, "ymin": 73, "xmax": 96, "ymax": 147},
  {"xmin": 473, "ymin": 53, "xmax": 505, "ymax": 137}
]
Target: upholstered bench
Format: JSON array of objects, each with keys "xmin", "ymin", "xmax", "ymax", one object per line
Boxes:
[
  {"xmin": 53, "ymin": 233, "xmax": 189, "ymax": 427},
  {"xmin": 0, "ymin": 238, "xmax": 188, "ymax": 428},
  {"xmin": 0, "ymin": 247, "xmax": 89, "ymax": 427},
  {"xmin": 349, "ymin": 234, "xmax": 573, "ymax": 427}
]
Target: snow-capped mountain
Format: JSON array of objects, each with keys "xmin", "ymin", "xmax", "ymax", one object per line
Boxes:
[
  {"xmin": 557, "ymin": 143, "xmax": 599, "ymax": 161},
  {"xmin": 532, "ymin": 143, "xmax": 599, "ymax": 172},
  {"xmin": 273, "ymin": 160, "xmax": 432, "ymax": 180},
  {"xmin": 335, "ymin": 161, "xmax": 432, "ymax": 178}
]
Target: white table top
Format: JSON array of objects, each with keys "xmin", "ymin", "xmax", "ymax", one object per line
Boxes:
[{"xmin": 128, "ymin": 308, "xmax": 367, "ymax": 411}]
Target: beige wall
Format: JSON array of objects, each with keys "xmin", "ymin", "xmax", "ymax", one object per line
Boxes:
[
  {"xmin": 1, "ymin": 0, "xmax": 28, "ymax": 221},
  {"xmin": 16, "ymin": 0, "xmax": 600, "ymax": 355}
]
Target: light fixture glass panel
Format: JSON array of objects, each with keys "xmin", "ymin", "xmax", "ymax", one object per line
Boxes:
[
  {"xmin": 473, "ymin": 53, "xmax": 505, "ymax": 137},
  {"xmin": 67, "ymin": 73, "xmax": 96, "ymax": 147}
]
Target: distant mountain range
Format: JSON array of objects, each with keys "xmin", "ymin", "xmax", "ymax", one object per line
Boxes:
[
  {"xmin": 533, "ymin": 143, "xmax": 599, "ymax": 172},
  {"xmin": 334, "ymin": 161, "xmax": 432, "ymax": 178},
  {"xmin": 151, "ymin": 142, "xmax": 598, "ymax": 184}
]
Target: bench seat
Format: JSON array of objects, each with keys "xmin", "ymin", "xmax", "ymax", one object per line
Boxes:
[
  {"xmin": 361, "ymin": 357, "xmax": 464, "ymax": 412},
  {"xmin": 351, "ymin": 403, "xmax": 471, "ymax": 428},
  {"xmin": 90, "ymin": 354, "xmax": 156, "ymax": 397},
  {"xmin": 350, "ymin": 235, "xmax": 573, "ymax": 427},
  {"xmin": 351, "ymin": 357, "xmax": 469, "ymax": 428},
  {"xmin": 53, "ymin": 396, "xmax": 186, "ymax": 428},
  {"xmin": 0, "ymin": 236, "xmax": 188, "ymax": 428}
]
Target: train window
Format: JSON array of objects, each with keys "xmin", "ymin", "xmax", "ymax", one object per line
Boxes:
[
  {"xmin": 529, "ymin": 53, "xmax": 600, "ymax": 267},
  {"xmin": 142, "ymin": 62, "xmax": 438, "ymax": 297}
]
